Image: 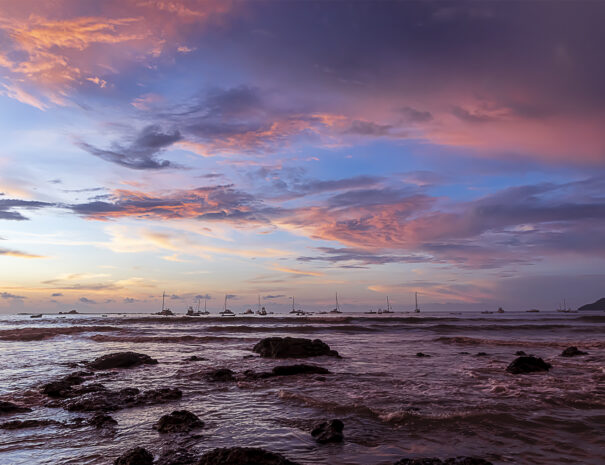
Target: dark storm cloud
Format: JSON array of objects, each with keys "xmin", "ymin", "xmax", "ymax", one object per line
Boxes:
[
  {"xmin": 78, "ymin": 125, "xmax": 182, "ymax": 170},
  {"xmin": 0, "ymin": 199, "xmax": 54, "ymax": 221}
]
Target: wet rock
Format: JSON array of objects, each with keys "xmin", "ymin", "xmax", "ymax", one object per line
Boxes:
[
  {"xmin": 271, "ymin": 364, "xmax": 330, "ymax": 376},
  {"xmin": 65, "ymin": 387, "xmax": 182, "ymax": 412},
  {"xmin": 89, "ymin": 413, "xmax": 117, "ymax": 428},
  {"xmin": 475, "ymin": 352, "xmax": 488, "ymax": 357},
  {"xmin": 154, "ymin": 410, "xmax": 204, "ymax": 433},
  {"xmin": 252, "ymin": 337, "xmax": 339, "ymax": 358},
  {"xmin": 393, "ymin": 458, "xmax": 493, "ymax": 465},
  {"xmin": 0, "ymin": 400, "xmax": 31, "ymax": 415},
  {"xmin": 184, "ymin": 355, "xmax": 207, "ymax": 362},
  {"xmin": 196, "ymin": 447, "xmax": 302, "ymax": 465},
  {"xmin": 114, "ymin": 447, "xmax": 154, "ymax": 465},
  {"xmin": 156, "ymin": 448, "xmax": 199, "ymax": 465},
  {"xmin": 416, "ymin": 352, "xmax": 430, "ymax": 357},
  {"xmin": 459, "ymin": 352, "xmax": 470, "ymax": 355},
  {"xmin": 88, "ymin": 352, "xmax": 158, "ymax": 370},
  {"xmin": 311, "ymin": 419, "xmax": 344, "ymax": 443},
  {"xmin": 561, "ymin": 346, "xmax": 588, "ymax": 357},
  {"xmin": 205, "ymin": 368, "xmax": 236, "ymax": 382},
  {"xmin": 515, "ymin": 351, "xmax": 527, "ymax": 356},
  {"xmin": 506, "ymin": 356, "xmax": 551, "ymax": 374},
  {"xmin": 0, "ymin": 419, "xmax": 61, "ymax": 429},
  {"xmin": 41, "ymin": 372, "xmax": 99, "ymax": 399}
]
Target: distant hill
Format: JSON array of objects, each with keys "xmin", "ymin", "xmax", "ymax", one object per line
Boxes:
[{"xmin": 578, "ymin": 298, "xmax": 605, "ymax": 311}]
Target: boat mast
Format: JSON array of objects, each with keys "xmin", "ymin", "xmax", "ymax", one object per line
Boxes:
[
  {"xmin": 387, "ymin": 296, "xmax": 390, "ymax": 312},
  {"xmin": 415, "ymin": 292, "xmax": 419, "ymax": 312},
  {"xmin": 224, "ymin": 294, "xmax": 227, "ymax": 312},
  {"xmin": 292, "ymin": 296, "xmax": 295, "ymax": 312},
  {"xmin": 336, "ymin": 292, "xmax": 339, "ymax": 311},
  {"xmin": 162, "ymin": 291, "xmax": 165, "ymax": 311},
  {"xmin": 258, "ymin": 295, "xmax": 261, "ymax": 313},
  {"xmin": 204, "ymin": 296, "xmax": 207, "ymax": 313}
]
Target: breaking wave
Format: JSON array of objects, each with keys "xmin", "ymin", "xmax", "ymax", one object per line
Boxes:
[{"xmin": 0, "ymin": 326, "xmax": 120, "ymax": 341}]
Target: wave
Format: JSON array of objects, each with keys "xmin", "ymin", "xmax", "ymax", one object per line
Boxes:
[
  {"xmin": 435, "ymin": 336, "xmax": 605, "ymax": 349},
  {"xmin": 0, "ymin": 326, "xmax": 120, "ymax": 341},
  {"xmin": 89, "ymin": 334, "xmax": 250, "ymax": 343}
]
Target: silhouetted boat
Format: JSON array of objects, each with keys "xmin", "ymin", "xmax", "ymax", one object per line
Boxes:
[
  {"xmin": 256, "ymin": 296, "xmax": 267, "ymax": 315},
  {"xmin": 156, "ymin": 291, "xmax": 174, "ymax": 316},
  {"xmin": 220, "ymin": 295, "xmax": 235, "ymax": 317},
  {"xmin": 187, "ymin": 297, "xmax": 206, "ymax": 316},
  {"xmin": 497, "ymin": 307, "xmax": 504, "ymax": 313},
  {"xmin": 383, "ymin": 296, "xmax": 394, "ymax": 314},
  {"xmin": 329, "ymin": 292, "xmax": 342, "ymax": 314}
]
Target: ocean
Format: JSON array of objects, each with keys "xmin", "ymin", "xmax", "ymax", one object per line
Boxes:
[{"xmin": 0, "ymin": 311, "xmax": 603, "ymax": 464}]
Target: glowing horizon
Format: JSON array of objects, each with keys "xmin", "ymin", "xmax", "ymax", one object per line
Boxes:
[{"xmin": 1, "ymin": 1, "xmax": 605, "ymax": 313}]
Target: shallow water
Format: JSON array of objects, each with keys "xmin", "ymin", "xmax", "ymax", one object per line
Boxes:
[{"xmin": 0, "ymin": 311, "xmax": 603, "ymax": 464}]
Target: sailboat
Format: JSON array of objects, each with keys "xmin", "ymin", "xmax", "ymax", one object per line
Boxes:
[
  {"xmin": 414, "ymin": 292, "xmax": 420, "ymax": 313},
  {"xmin": 383, "ymin": 296, "xmax": 394, "ymax": 314},
  {"xmin": 220, "ymin": 294, "xmax": 235, "ymax": 317},
  {"xmin": 156, "ymin": 291, "xmax": 174, "ymax": 316},
  {"xmin": 187, "ymin": 297, "xmax": 206, "ymax": 316},
  {"xmin": 256, "ymin": 295, "xmax": 267, "ymax": 316},
  {"xmin": 330, "ymin": 292, "xmax": 342, "ymax": 314}
]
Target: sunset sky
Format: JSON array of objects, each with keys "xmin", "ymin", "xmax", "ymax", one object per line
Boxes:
[{"xmin": 1, "ymin": 0, "xmax": 604, "ymax": 313}]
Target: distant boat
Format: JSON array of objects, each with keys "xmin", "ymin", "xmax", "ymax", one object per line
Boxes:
[
  {"xmin": 187, "ymin": 297, "xmax": 207, "ymax": 316},
  {"xmin": 30, "ymin": 314, "xmax": 42, "ymax": 318},
  {"xmin": 289, "ymin": 296, "xmax": 298, "ymax": 314},
  {"xmin": 526, "ymin": 309, "xmax": 540, "ymax": 313},
  {"xmin": 156, "ymin": 291, "xmax": 174, "ymax": 316},
  {"xmin": 383, "ymin": 296, "xmax": 394, "ymax": 314},
  {"xmin": 256, "ymin": 296, "xmax": 267, "ymax": 316},
  {"xmin": 220, "ymin": 294, "xmax": 235, "ymax": 317},
  {"xmin": 365, "ymin": 308, "xmax": 377, "ymax": 314},
  {"xmin": 329, "ymin": 292, "xmax": 342, "ymax": 314},
  {"xmin": 497, "ymin": 307, "xmax": 504, "ymax": 313},
  {"xmin": 59, "ymin": 309, "xmax": 79, "ymax": 315},
  {"xmin": 414, "ymin": 292, "xmax": 420, "ymax": 313},
  {"xmin": 243, "ymin": 308, "xmax": 254, "ymax": 315}
]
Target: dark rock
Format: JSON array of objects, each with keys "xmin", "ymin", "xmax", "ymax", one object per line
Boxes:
[
  {"xmin": 506, "ymin": 356, "xmax": 551, "ymax": 374},
  {"xmin": 311, "ymin": 419, "xmax": 344, "ymax": 443},
  {"xmin": 459, "ymin": 352, "xmax": 470, "ymax": 355},
  {"xmin": 40, "ymin": 372, "xmax": 93, "ymax": 398},
  {"xmin": 154, "ymin": 410, "xmax": 204, "ymax": 433},
  {"xmin": 476, "ymin": 352, "xmax": 488, "ymax": 357},
  {"xmin": 578, "ymin": 297, "xmax": 605, "ymax": 311},
  {"xmin": 315, "ymin": 376, "xmax": 327, "ymax": 382},
  {"xmin": 252, "ymin": 337, "xmax": 339, "ymax": 358},
  {"xmin": 0, "ymin": 401, "xmax": 31, "ymax": 415},
  {"xmin": 416, "ymin": 352, "xmax": 430, "ymax": 357},
  {"xmin": 515, "ymin": 351, "xmax": 527, "ymax": 356},
  {"xmin": 156, "ymin": 448, "xmax": 199, "ymax": 465},
  {"xmin": 205, "ymin": 368, "xmax": 236, "ymax": 382},
  {"xmin": 196, "ymin": 447, "xmax": 302, "ymax": 465},
  {"xmin": 271, "ymin": 364, "xmax": 330, "ymax": 376},
  {"xmin": 393, "ymin": 458, "xmax": 493, "ymax": 465},
  {"xmin": 114, "ymin": 447, "xmax": 154, "ymax": 465},
  {"xmin": 65, "ymin": 387, "xmax": 181, "ymax": 412},
  {"xmin": 88, "ymin": 352, "xmax": 158, "ymax": 370},
  {"xmin": 184, "ymin": 356, "xmax": 207, "ymax": 362},
  {"xmin": 0, "ymin": 419, "xmax": 61, "ymax": 429},
  {"xmin": 89, "ymin": 413, "xmax": 117, "ymax": 428},
  {"xmin": 561, "ymin": 346, "xmax": 588, "ymax": 357}
]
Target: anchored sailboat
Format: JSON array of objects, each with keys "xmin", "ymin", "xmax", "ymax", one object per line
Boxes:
[
  {"xmin": 256, "ymin": 295, "xmax": 267, "ymax": 315},
  {"xmin": 220, "ymin": 294, "xmax": 235, "ymax": 317},
  {"xmin": 156, "ymin": 291, "xmax": 174, "ymax": 316},
  {"xmin": 383, "ymin": 296, "xmax": 393, "ymax": 314},
  {"xmin": 330, "ymin": 292, "xmax": 342, "ymax": 314}
]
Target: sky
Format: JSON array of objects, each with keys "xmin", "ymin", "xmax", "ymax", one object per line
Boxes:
[{"xmin": 1, "ymin": 0, "xmax": 604, "ymax": 313}]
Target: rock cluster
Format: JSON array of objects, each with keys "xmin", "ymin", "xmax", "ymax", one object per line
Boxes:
[{"xmin": 252, "ymin": 337, "xmax": 339, "ymax": 358}]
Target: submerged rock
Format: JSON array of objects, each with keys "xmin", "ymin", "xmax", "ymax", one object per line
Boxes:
[
  {"xmin": 475, "ymin": 352, "xmax": 488, "ymax": 357},
  {"xmin": 246, "ymin": 364, "xmax": 331, "ymax": 379},
  {"xmin": 205, "ymin": 368, "xmax": 236, "ymax": 382},
  {"xmin": 416, "ymin": 352, "xmax": 430, "ymax": 357},
  {"xmin": 88, "ymin": 352, "xmax": 158, "ymax": 370},
  {"xmin": 64, "ymin": 387, "xmax": 182, "ymax": 412},
  {"xmin": 184, "ymin": 355, "xmax": 207, "ymax": 362},
  {"xmin": 311, "ymin": 419, "xmax": 344, "ymax": 443},
  {"xmin": 156, "ymin": 448, "xmax": 199, "ymax": 465},
  {"xmin": 154, "ymin": 410, "xmax": 204, "ymax": 433},
  {"xmin": 89, "ymin": 413, "xmax": 117, "ymax": 428},
  {"xmin": 561, "ymin": 346, "xmax": 588, "ymax": 357},
  {"xmin": 0, "ymin": 419, "xmax": 61, "ymax": 429},
  {"xmin": 0, "ymin": 400, "xmax": 31, "ymax": 415},
  {"xmin": 196, "ymin": 447, "xmax": 301, "ymax": 465},
  {"xmin": 514, "ymin": 351, "xmax": 527, "ymax": 356},
  {"xmin": 114, "ymin": 447, "xmax": 154, "ymax": 465},
  {"xmin": 252, "ymin": 337, "xmax": 339, "ymax": 358},
  {"xmin": 393, "ymin": 458, "xmax": 493, "ymax": 465},
  {"xmin": 506, "ymin": 356, "xmax": 551, "ymax": 374}
]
